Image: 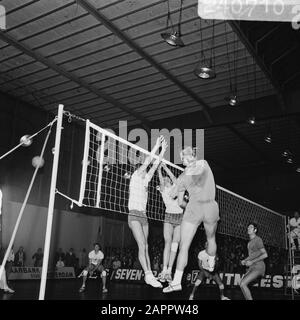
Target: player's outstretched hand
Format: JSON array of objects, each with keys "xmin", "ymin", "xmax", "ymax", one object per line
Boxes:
[
  {"xmin": 161, "ymin": 139, "xmax": 168, "ymax": 152},
  {"xmin": 155, "ymin": 135, "xmax": 164, "ymax": 147}
]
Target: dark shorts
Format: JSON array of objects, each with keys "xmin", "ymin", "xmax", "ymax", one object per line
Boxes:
[
  {"xmin": 245, "ymin": 261, "xmax": 266, "ymax": 278},
  {"xmin": 128, "ymin": 210, "xmax": 148, "ymax": 226},
  {"xmin": 86, "ymin": 264, "xmax": 105, "ymax": 275},
  {"xmin": 164, "ymin": 212, "xmax": 183, "ymax": 226},
  {"xmin": 197, "ymin": 268, "xmax": 219, "ymax": 281},
  {"xmin": 183, "ymin": 200, "xmax": 219, "ymax": 226}
]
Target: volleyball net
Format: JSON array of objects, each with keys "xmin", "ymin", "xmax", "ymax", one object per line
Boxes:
[{"xmin": 76, "ymin": 120, "xmax": 287, "ymax": 249}]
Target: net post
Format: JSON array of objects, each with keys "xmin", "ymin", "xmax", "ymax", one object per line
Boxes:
[
  {"xmin": 79, "ymin": 120, "xmax": 90, "ymax": 205},
  {"xmin": 38, "ymin": 104, "xmax": 64, "ymax": 300},
  {"xmin": 96, "ymin": 133, "xmax": 106, "ymax": 208}
]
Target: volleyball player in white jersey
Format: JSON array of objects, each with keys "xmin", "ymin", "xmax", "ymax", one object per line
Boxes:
[
  {"xmin": 79, "ymin": 243, "xmax": 107, "ymax": 293},
  {"xmin": 157, "ymin": 162, "xmax": 183, "ymax": 283},
  {"xmin": 128, "ymin": 136, "xmax": 167, "ymax": 288}
]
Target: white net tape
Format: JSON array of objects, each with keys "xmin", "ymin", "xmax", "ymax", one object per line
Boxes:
[{"xmin": 78, "ymin": 121, "xmax": 287, "ymax": 249}]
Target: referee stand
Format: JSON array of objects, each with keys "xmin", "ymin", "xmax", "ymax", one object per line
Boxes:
[{"xmin": 284, "ymin": 217, "xmax": 300, "ymax": 300}]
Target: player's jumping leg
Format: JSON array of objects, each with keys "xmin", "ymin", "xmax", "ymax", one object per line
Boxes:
[
  {"xmin": 163, "ymin": 221, "xmax": 198, "ymax": 293},
  {"xmin": 130, "ymin": 220, "xmax": 162, "ymax": 288},
  {"xmin": 159, "ymin": 222, "xmax": 173, "ymax": 282},
  {"xmin": 165, "ymin": 224, "xmax": 180, "ymax": 282},
  {"xmin": 203, "ymin": 202, "xmax": 219, "ymax": 272}
]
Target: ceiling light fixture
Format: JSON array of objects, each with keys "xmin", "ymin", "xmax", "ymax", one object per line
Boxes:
[
  {"xmin": 264, "ymin": 133, "xmax": 272, "ymax": 143},
  {"xmin": 224, "ymin": 94, "xmax": 238, "ymax": 106},
  {"xmin": 161, "ymin": 0, "xmax": 184, "ymax": 47},
  {"xmin": 248, "ymin": 116, "xmax": 256, "ymax": 125},
  {"xmin": 194, "ymin": 63, "xmax": 216, "ymax": 79},
  {"xmin": 282, "ymin": 150, "xmax": 291, "ymax": 157},
  {"xmin": 224, "ymin": 23, "xmax": 239, "ymax": 106},
  {"xmin": 194, "ymin": 19, "xmax": 216, "ymax": 79}
]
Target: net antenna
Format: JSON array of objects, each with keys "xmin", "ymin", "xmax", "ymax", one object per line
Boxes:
[{"xmin": 0, "ymin": 116, "xmax": 57, "ymax": 285}]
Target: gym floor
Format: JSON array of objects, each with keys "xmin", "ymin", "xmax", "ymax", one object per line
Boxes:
[{"xmin": 0, "ymin": 279, "xmax": 294, "ymax": 300}]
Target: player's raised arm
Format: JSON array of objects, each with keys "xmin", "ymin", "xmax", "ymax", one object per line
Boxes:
[
  {"xmin": 158, "ymin": 163, "xmax": 165, "ymax": 191},
  {"xmin": 147, "ymin": 138, "xmax": 168, "ymax": 180},
  {"xmin": 138, "ymin": 136, "xmax": 164, "ymax": 174},
  {"xmin": 161, "ymin": 162, "xmax": 177, "ymax": 185}
]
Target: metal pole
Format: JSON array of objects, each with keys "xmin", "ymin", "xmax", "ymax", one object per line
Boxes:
[{"xmin": 38, "ymin": 104, "xmax": 64, "ymax": 300}]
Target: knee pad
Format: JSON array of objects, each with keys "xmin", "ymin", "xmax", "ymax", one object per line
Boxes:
[
  {"xmin": 219, "ymin": 284, "xmax": 224, "ymax": 290},
  {"xmin": 101, "ymin": 270, "xmax": 107, "ymax": 278},
  {"xmin": 195, "ymin": 279, "xmax": 202, "ymax": 286},
  {"xmin": 171, "ymin": 242, "xmax": 179, "ymax": 253},
  {"xmin": 83, "ymin": 270, "xmax": 88, "ymax": 277}
]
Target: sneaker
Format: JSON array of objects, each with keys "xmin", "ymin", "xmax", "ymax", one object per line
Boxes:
[
  {"xmin": 4, "ymin": 287, "xmax": 15, "ymax": 294},
  {"xmin": 221, "ymin": 296, "xmax": 230, "ymax": 300},
  {"xmin": 102, "ymin": 287, "xmax": 108, "ymax": 293},
  {"xmin": 79, "ymin": 285, "xmax": 85, "ymax": 292},
  {"xmin": 145, "ymin": 274, "xmax": 163, "ymax": 288},
  {"xmin": 189, "ymin": 294, "xmax": 194, "ymax": 300},
  {"xmin": 162, "ymin": 283, "xmax": 182, "ymax": 293}
]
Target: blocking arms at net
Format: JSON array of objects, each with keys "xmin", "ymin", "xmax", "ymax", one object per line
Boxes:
[{"xmin": 137, "ymin": 136, "xmax": 167, "ymax": 180}]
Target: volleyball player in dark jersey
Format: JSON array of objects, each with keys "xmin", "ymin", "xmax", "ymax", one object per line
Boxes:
[{"xmin": 240, "ymin": 223, "xmax": 268, "ymax": 300}]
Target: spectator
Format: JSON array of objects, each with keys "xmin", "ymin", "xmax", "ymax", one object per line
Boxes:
[
  {"xmin": 128, "ymin": 256, "xmax": 133, "ymax": 269},
  {"xmin": 14, "ymin": 246, "xmax": 26, "ymax": 267},
  {"xmin": 56, "ymin": 257, "xmax": 65, "ymax": 268},
  {"xmin": 54, "ymin": 248, "xmax": 65, "ymax": 265},
  {"xmin": 112, "ymin": 256, "xmax": 121, "ymax": 270},
  {"xmin": 78, "ymin": 248, "xmax": 89, "ymax": 270},
  {"xmin": 121, "ymin": 256, "xmax": 128, "ymax": 268},
  {"xmin": 133, "ymin": 258, "xmax": 142, "ymax": 270},
  {"xmin": 65, "ymin": 248, "xmax": 77, "ymax": 269},
  {"xmin": 32, "ymin": 248, "xmax": 43, "ymax": 267},
  {"xmin": 6, "ymin": 246, "xmax": 15, "ymax": 279},
  {"xmin": 152, "ymin": 257, "xmax": 160, "ymax": 273}
]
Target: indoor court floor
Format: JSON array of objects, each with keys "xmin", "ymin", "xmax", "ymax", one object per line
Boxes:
[{"xmin": 0, "ymin": 279, "xmax": 294, "ymax": 300}]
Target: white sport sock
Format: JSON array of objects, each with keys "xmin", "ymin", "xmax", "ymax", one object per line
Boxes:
[
  {"xmin": 172, "ymin": 270, "xmax": 183, "ymax": 285},
  {"xmin": 167, "ymin": 266, "xmax": 172, "ymax": 273},
  {"xmin": 162, "ymin": 266, "xmax": 167, "ymax": 273},
  {"xmin": 145, "ymin": 270, "xmax": 152, "ymax": 277}
]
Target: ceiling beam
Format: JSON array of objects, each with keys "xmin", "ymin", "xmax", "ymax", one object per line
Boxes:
[
  {"xmin": 0, "ymin": 31, "xmax": 152, "ymax": 132},
  {"xmin": 229, "ymin": 21, "xmax": 287, "ymax": 112},
  {"xmin": 76, "ymin": 0, "xmax": 214, "ymax": 125}
]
